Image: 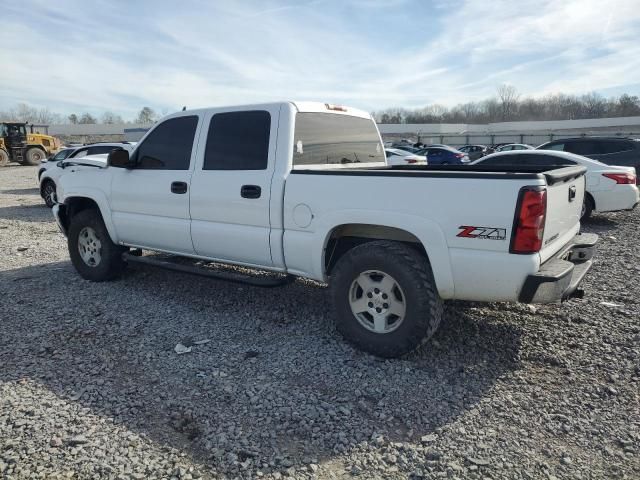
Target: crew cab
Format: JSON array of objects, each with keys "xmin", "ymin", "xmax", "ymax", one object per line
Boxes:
[{"xmin": 53, "ymin": 102, "xmax": 597, "ymax": 358}]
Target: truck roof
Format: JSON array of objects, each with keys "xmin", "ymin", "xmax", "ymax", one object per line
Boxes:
[{"xmin": 168, "ymin": 101, "xmax": 372, "ymax": 120}]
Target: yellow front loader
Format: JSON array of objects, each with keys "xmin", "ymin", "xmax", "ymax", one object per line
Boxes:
[{"xmin": 0, "ymin": 122, "xmax": 61, "ymax": 166}]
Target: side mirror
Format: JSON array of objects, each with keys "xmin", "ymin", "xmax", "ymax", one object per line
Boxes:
[{"xmin": 107, "ymin": 148, "xmax": 133, "ymax": 169}]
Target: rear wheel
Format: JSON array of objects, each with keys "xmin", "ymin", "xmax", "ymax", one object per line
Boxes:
[
  {"xmin": 23, "ymin": 148, "xmax": 47, "ymax": 166},
  {"xmin": 41, "ymin": 180, "xmax": 57, "ymax": 208},
  {"xmin": 581, "ymin": 194, "xmax": 594, "ymax": 220},
  {"xmin": 0, "ymin": 149, "xmax": 9, "ymax": 167},
  {"xmin": 330, "ymin": 240, "xmax": 443, "ymax": 358},
  {"xmin": 68, "ymin": 209, "xmax": 127, "ymax": 281}
]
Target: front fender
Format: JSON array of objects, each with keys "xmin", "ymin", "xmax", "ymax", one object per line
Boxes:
[
  {"xmin": 59, "ymin": 187, "xmax": 119, "ymax": 244},
  {"xmin": 312, "ymin": 210, "xmax": 455, "ymax": 299}
]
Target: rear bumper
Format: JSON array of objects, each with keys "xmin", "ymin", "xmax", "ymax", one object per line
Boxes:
[{"xmin": 518, "ymin": 233, "xmax": 598, "ymax": 303}]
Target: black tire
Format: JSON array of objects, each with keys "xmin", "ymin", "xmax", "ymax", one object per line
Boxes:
[
  {"xmin": 23, "ymin": 148, "xmax": 47, "ymax": 166},
  {"xmin": 68, "ymin": 209, "xmax": 127, "ymax": 281},
  {"xmin": 330, "ymin": 240, "xmax": 443, "ymax": 358},
  {"xmin": 41, "ymin": 179, "xmax": 57, "ymax": 208},
  {"xmin": 0, "ymin": 149, "xmax": 9, "ymax": 167},
  {"xmin": 581, "ymin": 194, "xmax": 594, "ymax": 220}
]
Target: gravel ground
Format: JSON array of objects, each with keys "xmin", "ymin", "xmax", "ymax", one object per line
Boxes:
[{"xmin": 0, "ymin": 165, "xmax": 638, "ymax": 480}]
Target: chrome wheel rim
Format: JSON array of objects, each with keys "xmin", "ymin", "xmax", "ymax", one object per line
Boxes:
[
  {"xmin": 78, "ymin": 227, "xmax": 102, "ymax": 267},
  {"xmin": 349, "ymin": 270, "xmax": 406, "ymax": 334}
]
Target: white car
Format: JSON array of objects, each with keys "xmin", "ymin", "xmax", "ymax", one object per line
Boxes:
[
  {"xmin": 472, "ymin": 150, "xmax": 639, "ymax": 218},
  {"xmin": 38, "ymin": 143, "xmax": 136, "ymax": 207},
  {"xmin": 384, "ymin": 148, "xmax": 427, "ymax": 165},
  {"xmin": 495, "ymin": 143, "xmax": 534, "ymax": 152}
]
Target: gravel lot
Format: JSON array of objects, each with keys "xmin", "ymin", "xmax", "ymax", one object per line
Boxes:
[{"xmin": 1, "ymin": 165, "xmax": 639, "ymax": 479}]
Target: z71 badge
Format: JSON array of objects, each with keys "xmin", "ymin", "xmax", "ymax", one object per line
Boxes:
[{"xmin": 457, "ymin": 226, "xmax": 507, "ymax": 240}]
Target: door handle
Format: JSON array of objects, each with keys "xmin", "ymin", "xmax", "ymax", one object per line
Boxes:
[
  {"xmin": 241, "ymin": 185, "xmax": 261, "ymax": 199},
  {"xmin": 171, "ymin": 181, "xmax": 188, "ymax": 194}
]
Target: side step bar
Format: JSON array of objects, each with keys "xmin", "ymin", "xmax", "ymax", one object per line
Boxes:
[{"xmin": 122, "ymin": 252, "xmax": 294, "ymax": 288}]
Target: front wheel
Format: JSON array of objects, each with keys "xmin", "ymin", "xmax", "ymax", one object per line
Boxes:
[
  {"xmin": 68, "ymin": 209, "xmax": 127, "ymax": 281},
  {"xmin": 41, "ymin": 180, "xmax": 57, "ymax": 208},
  {"xmin": 23, "ymin": 148, "xmax": 47, "ymax": 166},
  {"xmin": 330, "ymin": 241, "xmax": 443, "ymax": 358}
]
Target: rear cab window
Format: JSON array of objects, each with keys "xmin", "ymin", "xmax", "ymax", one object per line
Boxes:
[{"xmin": 293, "ymin": 113, "xmax": 384, "ymax": 166}]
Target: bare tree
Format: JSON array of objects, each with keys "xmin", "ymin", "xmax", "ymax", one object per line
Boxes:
[
  {"xmin": 581, "ymin": 92, "xmax": 606, "ymax": 118},
  {"xmin": 496, "ymin": 84, "xmax": 520, "ymax": 121},
  {"xmin": 68, "ymin": 114, "xmax": 78, "ymax": 124},
  {"xmin": 136, "ymin": 107, "xmax": 157, "ymax": 124},
  {"xmin": 79, "ymin": 113, "xmax": 97, "ymax": 124},
  {"xmin": 101, "ymin": 111, "xmax": 124, "ymax": 124}
]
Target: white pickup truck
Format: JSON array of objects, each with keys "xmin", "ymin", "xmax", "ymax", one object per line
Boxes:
[{"xmin": 53, "ymin": 101, "xmax": 598, "ymax": 358}]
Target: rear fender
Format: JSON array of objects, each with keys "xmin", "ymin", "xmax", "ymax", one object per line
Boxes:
[{"xmin": 315, "ymin": 211, "xmax": 454, "ymax": 298}]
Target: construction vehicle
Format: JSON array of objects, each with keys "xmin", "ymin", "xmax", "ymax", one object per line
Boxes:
[{"xmin": 0, "ymin": 122, "xmax": 61, "ymax": 166}]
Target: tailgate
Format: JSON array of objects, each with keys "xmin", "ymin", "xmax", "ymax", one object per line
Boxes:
[{"xmin": 539, "ymin": 166, "xmax": 586, "ymax": 263}]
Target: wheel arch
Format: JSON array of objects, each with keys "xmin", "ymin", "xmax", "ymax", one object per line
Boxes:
[
  {"xmin": 60, "ymin": 194, "xmax": 118, "ymax": 243},
  {"xmin": 316, "ymin": 216, "xmax": 455, "ymax": 299}
]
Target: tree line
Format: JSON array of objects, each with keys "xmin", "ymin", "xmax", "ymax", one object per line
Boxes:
[
  {"xmin": 373, "ymin": 85, "xmax": 640, "ymax": 124},
  {"xmin": 0, "ymin": 104, "xmax": 160, "ymax": 125}
]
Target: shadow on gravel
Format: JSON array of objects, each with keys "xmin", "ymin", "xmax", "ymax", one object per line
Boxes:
[
  {"xmin": 0, "ymin": 260, "xmax": 522, "ymax": 472},
  {"xmin": 0, "ymin": 204, "xmax": 51, "ymax": 223},
  {"xmin": 1, "ymin": 187, "xmax": 40, "ymax": 195}
]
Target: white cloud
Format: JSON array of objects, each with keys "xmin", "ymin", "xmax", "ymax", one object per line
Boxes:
[{"xmin": 1, "ymin": 0, "xmax": 639, "ymax": 119}]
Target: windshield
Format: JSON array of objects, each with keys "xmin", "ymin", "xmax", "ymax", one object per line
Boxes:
[
  {"xmin": 293, "ymin": 113, "xmax": 384, "ymax": 166},
  {"xmin": 6, "ymin": 124, "xmax": 26, "ymax": 136}
]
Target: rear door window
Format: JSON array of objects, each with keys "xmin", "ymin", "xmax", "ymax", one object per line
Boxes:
[
  {"xmin": 293, "ymin": 113, "xmax": 384, "ymax": 166},
  {"xmin": 203, "ymin": 111, "xmax": 271, "ymax": 170}
]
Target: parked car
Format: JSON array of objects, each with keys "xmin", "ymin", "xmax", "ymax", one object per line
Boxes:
[
  {"xmin": 415, "ymin": 146, "xmax": 469, "ymax": 164},
  {"xmin": 458, "ymin": 145, "xmax": 492, "ymax": 161},
  {"xmin": 38, "ymin": 142, "xmax": 136, "ymax": 207},
  {"xmin": 537, "ymin": 137, "xmax": 640, "ymax": 181},
  {"xmin": 54, "ymin": 101, "xmax": 596, "ymax": 358},
  {"xmin": 385, "ymin": 148, "xmax": 427, "ymax": 165},
  {"xmin": 495, "ymin": 143, "xmax": 534, "ymax": 152},
  {"xmin": 471, "ymin": 150, "xmax": 639, "ymax": 219}
]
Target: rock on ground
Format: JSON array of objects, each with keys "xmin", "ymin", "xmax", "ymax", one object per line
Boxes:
[{"xmin": 0, "ymin": 166, "xmax": 638, "ymax": 479}]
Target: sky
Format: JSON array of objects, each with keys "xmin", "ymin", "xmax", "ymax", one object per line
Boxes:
[{"xmin": 2, "ymin": 0, "xmax": 640, "ymax": 119}]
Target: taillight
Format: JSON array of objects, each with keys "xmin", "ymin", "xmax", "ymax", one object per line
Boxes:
[
  {"xmin": 455, "ymin": 153, "xmax": 464, "ymax": 158},
  {"xmin": 406, "ymin": 159, "xmax": 418, "ymax": 164},
  {"xmin": 602, "ymin": 172, "xmax": 636, "ymax": 184},
  {"xmin": 510, "ymin": 187, "xmax": 547, "ymax": 254}
]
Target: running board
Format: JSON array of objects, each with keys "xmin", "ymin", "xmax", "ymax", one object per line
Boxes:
[{"xmin": 122, "ymin": 252, "xmax": 294, "ymax": 288}]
